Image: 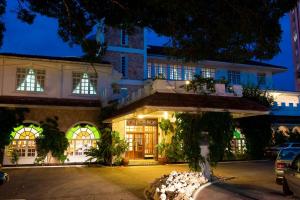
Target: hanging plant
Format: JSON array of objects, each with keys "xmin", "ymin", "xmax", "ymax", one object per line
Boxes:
[{"xmin": 158, "ymin": 119, "xmax": 174, "ymax": 136}]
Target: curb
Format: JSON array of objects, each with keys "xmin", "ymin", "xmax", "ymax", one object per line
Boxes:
[
  {"xmin": 218, "ymin": 160, "xmax": 269, "ymax": 164},
  {"xmin": 2, "ymin": 165, "xmax": 86, "ymax": 169}
]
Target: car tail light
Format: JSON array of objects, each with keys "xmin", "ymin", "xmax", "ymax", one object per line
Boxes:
[{"xmin": 277, "ymin": 162, "xmax": 286, "ymax": 169}]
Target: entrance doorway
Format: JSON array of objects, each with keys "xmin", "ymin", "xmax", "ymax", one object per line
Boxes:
[{"xmin": 125, "ymin": 119, "xmax": 157, "ymax": 159}]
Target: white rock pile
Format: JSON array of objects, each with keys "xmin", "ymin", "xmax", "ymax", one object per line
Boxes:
[{"xmin": 155, "ymin": 171, "xmax": 208, "ymax": 200}]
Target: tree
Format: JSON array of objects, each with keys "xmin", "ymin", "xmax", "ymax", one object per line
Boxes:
[
  {"xmin": 0, "ymin": 107, "xmax": 28, "ymax": 164},
  {"xmin": 2, "ymin": 0, "xmax": 298, "ymax": 61},
  {"xmin": 35, "ymin": 117, "xmax": 69, "ymax": 164}
]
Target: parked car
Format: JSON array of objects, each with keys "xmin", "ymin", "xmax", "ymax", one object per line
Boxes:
[
  {"xmin": 282, "ymin": 154, "xmax": 300, "ymax": 197},
  {"xmin": 0, "ymin": 170, "xmax": 9, "ymax": 185},
  {"xmin": 275, "ymin": 147, "xmax": 300, "ymax": 184},
  {"xmin": 266, "ymin": 143, "xmax": 300, "ymax": 159}
]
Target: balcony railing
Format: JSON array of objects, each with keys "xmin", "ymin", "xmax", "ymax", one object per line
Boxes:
[{"xmin": 118, "ymin": 79, "xmax": 243, "ymax": 108}]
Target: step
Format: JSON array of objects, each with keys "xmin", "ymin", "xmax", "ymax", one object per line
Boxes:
[{"xmin": 128, "ymin": 159, "xmax": 159, "ymax": 166}]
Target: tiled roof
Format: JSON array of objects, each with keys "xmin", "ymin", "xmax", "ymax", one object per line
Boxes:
[
  {"xmin": 0, "ymin": 53, "xmax": 110, "ymax": 64},
  {"xmin": 108, "ymin": 92, "xmax": 269, "ymax": 119},
  {"xmin": 0, "ymin": 96, "xmax": 101, "ymax": 107},
  {"xmin": 147, "ymin": 45, "xmax": 286, "ymax": 70}
]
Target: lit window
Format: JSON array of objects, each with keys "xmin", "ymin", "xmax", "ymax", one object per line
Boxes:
[
  {"xmin": 10, "ymin": 125, "xmax": 42, "ymax": 158},
  {"xmin": 72, "ymin": 72, "xmax": 97, "ymax": 95},
  {"xmin": 257, "ymin": 73, "xmax": 266, "ymax": 85},
  {"xmin": 184, "ymin": 66, "xmax": 196, "ymax": 80},
  {"xmin": 228, "ymin": 70, "xmax": 241, "ymax": 84},
  {"xmin": 154, "ymin": 63, "xmax": 167, "ymax": 79},
  {"xmin": 66, "ymin": 125, "xmax": 100, "ymax": 156},
  {"xmin": 16, "ymin": 68, "xmax": 45, "ymax": 92},
  {"xmin": 170, "ymin": 65, "xmax": 182, "ymax": 80},
  {"xmin": 201, "ymin": 68, "xmax": 215, "ymax": 78},
  {"xmin": 121, "ymin": 29, "xmax": 128, "ymax": 46},
  {"xmin": 121, "ymin": 56, "xmax": 128, "ymax": 78},
  {"xmin": 147, "ymin": 63, "xmax": 152, "ymax": 79}
]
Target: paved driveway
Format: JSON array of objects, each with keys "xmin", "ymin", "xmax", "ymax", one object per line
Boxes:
[
  {"xmin": 0, "ymin": 165, "xmax": 188, "ymax": 200},
  {"xmin": 197, "ymin": 161, "xmax": 296, "ymax": 200},
  {"xmin": 0, "ymin": 161, "xmax": 295, "ymax": 200}
]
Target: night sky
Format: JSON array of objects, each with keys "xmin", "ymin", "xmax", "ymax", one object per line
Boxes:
[{"xmin": 0, "ymin": 0, "xmax": 295, "ymax": 91}]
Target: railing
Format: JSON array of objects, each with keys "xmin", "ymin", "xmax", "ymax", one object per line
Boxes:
[{"xmin": 118, "ymin": 79, "xmax": 244, "ymax": 108}]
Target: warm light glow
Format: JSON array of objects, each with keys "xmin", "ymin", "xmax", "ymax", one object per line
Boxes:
[
  {"xmin": 163, "ymin": 111, "xmax": 168, "ymax": 119},
  {"xmin": 185, "ymin": 80, "xmax": 190, "ymax": 85},
  {"xmin": 137, "ymin": 114, "xmax": 144, "ymax": 119}
]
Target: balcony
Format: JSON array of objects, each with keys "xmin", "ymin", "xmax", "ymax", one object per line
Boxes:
[{"xmin": 118, "ymin": 79, "xmax": 243, "ymax": 108}]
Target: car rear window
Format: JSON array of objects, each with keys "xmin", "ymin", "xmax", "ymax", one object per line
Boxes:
[
  {"xmin": 278, "ymin": 149, "xmax": 300, "ymax": 160},
  {"xmin": 279, "ymin": 143, "xmax": 289, "ymax": 148},
  {"xmin": 292, "ymin": 144, "xmax": 300, "ymax": 147}
]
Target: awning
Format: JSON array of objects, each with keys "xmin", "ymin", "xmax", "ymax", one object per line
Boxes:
[{"xmin": 105, "ymin": 92, "xmax": 269, "ymax": 122}]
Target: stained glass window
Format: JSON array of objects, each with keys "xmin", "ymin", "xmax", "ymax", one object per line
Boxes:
[
  {"xmin": 72, "ymin": 72, "xmax": 97, "ymax": 95},
  {"xmin": 16, "ymin": 68, "xmax": 45, "ymax": 92}
]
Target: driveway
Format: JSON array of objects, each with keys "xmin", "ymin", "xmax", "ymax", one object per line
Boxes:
[
  {"xmin": 0, "ymin": 165, "xmax": 188, "ymax": 200},
  {"xmin": 0, "ymin": 161, "xmax": 294, "ymax": 200},
  {"xmin": 197, "ymin": 161, "xmax": 296, "ymax": 200}
]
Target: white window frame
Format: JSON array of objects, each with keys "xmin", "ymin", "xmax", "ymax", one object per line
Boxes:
[{"xmin": 72, "ymin": 72, "xmax": 97, "ymax": 95}]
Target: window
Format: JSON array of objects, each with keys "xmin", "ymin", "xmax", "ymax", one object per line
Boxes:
[
  {"xmin": 201, "ymin": 68, "xmax": 215, "ymax": 78},
  {"xmin": 257, "ymin": 73, "xmax": 266, "ymax": 85},
  {"xmin": 170, "ymin": 65, "xmax": 182, "ymax": 80},
  {"xmin": 228, "ymin": 70, "xmax": 241, "ymax": 84},
  {"xmin": 16, "ymin": 68, "xmax": 45, "ymax": 92},
  {"xmin": 121, "ymin": 29, "xmax": 128, "ymax": 46},
  {"xmin": 184, "ymin": 66, "xmax": 196, "ymax": 80},
  {"xmin": 66, "ymin": 125, "xmax": 100, "ymax": 157},
  {"xmin": 121, "ymin": 56, "xmax": 128, "ymax": 78},
  {"xmin": 154, "ymin": 63, "xmax": 167, "ymax": 79},
  {"xmin": 10, "ymin": 124, "xmax": 42, "ymax": 158},
  {"xmin": 147, "ymin": 63, "xmax": 152, "ymax": 79},
  {"xmin": 120, "ymin": 88, "xmax": 128, "ymax": 97},
  {"xmin": 72, "ymin": 72, "xmax": 97, "ymax": 95}
]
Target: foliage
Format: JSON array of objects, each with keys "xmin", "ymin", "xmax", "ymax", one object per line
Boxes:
[
  {"xmin": 111, "ymin": 131, "xmax": 128, "ymax": 165},
  {"xmin": 98, "ymin": 103, "xmax": 118, "ymax": 130},
  {"xmin": 8, "ymin": 147, "xmax": 19, "ymax": 165},
  {"xmin": 243, "ymin": 85, "xmax": 274, "ymax": 107},
  {"xmin": 158, "ymin": 119, "xmax": 174, "ymax": 136},
  {"xmin": 35, "ymin": 117, "xmax": 69, "ymax": 164},
  {"xmin": 10, "ymin": 1, "xmax": 298, "ymax": 61},
  {"xmin": 175, "ymin": 113, "xmax": 204, "ymax": 171},
  {"xmin": 85, "ymin": 128, "xmax": 128, "ymax": 165},
  {"xmin": 201, "ymin": 112, "xmax": 234, "ymax": 166},
  {"xmin": 273, "ymin": 129, "xmax": 288, "ymax": 145},
  {"xmin": 157, "ymin": 135, "xmax": 185, "ymax": 163},
  {"xmin": 239, "ymin": 115, "xmax": 272, "ymax": 159},
  {"xmin": 0, "ymin": 107, "xmax": 28, "ymax": 164},
  {"xmin": 184, "ymin": 75, "xmax": 216, "ymax": 94}
]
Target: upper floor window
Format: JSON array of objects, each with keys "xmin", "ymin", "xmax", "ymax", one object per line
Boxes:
[
  {"xmin": 184, "ymin": 66, "xmax": 196, "ymax": 80},
  {"xmin": 228, "ymin": 70, "xmax": 240, "ymax": 84},
  {"xmin": 72, "ymin": 72, "xmax": 97, "ymax": 95},
  {"xmin": 170, "ymin": 65, "xmax": 182, "ymax": 80},
  {"xmin": 257, "ymin": 73, "xmax": 266, "ymax": 85},
  {"xmin": 16, "ymin": 68, "xmax": 45, "ymax": 92},
  {"xmin": 201, "ymin": 68, "xmax": 215, "ymax": 78},
  {"xmin": 154, "ymin": 63, "xmax": 167, "ymax": 79},
  {"xmin": 121, "ymin": 29, "xmax": 128, "ymax": 46},
  {"xmin": 147, "ymin": 63, "xmax": 152, "ymax": 79},
  {"xmin": 121, "ymin": 56, "xmax": 128, "ymax": 78}
]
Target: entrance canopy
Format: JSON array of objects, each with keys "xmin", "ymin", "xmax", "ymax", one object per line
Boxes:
[{"xmin": 104, "ymin": 92, "xmax": 269, "ymax": 122}]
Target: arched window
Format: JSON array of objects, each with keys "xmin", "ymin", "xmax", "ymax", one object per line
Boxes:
[
  {"xmin": 10, "ymin": 124, "xmax": 43, "ymax": 157},
  {"xmin": 66, "ymin": 125, "xmax": 100, "ymax": 158}
]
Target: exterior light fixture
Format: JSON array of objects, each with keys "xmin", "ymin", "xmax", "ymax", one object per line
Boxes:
[
  {"xmin": 163, "ymin": 111, "xmax": 168, "ymax": 119},
  {"xmin": 137, "ymin": 114, "xmax": 144, "ymax": 119},
  {"xmin": 185, "ymin": 80, "xmax": 190, "ymax": 85}
]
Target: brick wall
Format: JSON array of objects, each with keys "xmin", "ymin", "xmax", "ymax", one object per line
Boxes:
[
  {"xmin": 103, "ymin": 52, "xmax": 144, "ymax": 80},
  {"xmin": 105, "ymin": 27, "xmax": 144, "ymax": 49}
]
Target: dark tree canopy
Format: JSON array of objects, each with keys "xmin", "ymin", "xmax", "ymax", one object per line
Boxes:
[{"xmin": 0, "ymin": 0, "xmax": 298, "ymax": 61}]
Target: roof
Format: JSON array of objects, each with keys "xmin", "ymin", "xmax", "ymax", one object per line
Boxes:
[
  {"xmin": 0, "ymin": 53, "xmax": 110, "ymax": 64},
  {"xmin": 147, "ymin": 45, "xmax": 286, "ymax": 70},
  {"xmin": 0, "ymin": 96, "xmax": 101, "ymax": 107},
  {"xmin": 107, "ymin": 92, "xmax": 269, "ymax": 120}
]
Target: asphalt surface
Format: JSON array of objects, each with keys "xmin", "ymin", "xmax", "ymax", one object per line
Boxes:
[
  {"xmin": 0, "ymin": 161, "xmax": 298, "ymax": 200},
  {"xmin": 197, "ymin": 161, "xmax": 299, "ymax": 200}
]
